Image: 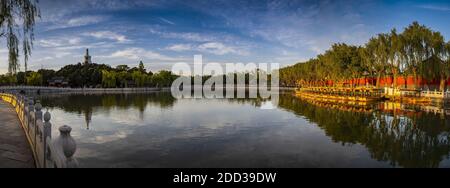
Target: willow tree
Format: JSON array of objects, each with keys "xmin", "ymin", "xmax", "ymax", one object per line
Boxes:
[
  {"xmin": 442, "ymin": 41, "xmax": 450, "ymax": 91},
  {"xmin": 401, "ymin": 22, "xmax": 434, "ymax": 89},
  {"xmin": 387, "ymin": 29, "xmax": 404, "ymax": 88},
  {"xmin": 430, "ymin": 31, "xmax": 446, "ymax": 91},
  {"xmin": 361, "ymin": 34, "xmax": 389, "ymax": 88},
  {"xmin": 0, "ymin": 0, "xmax": 40, "ymax": 74},
  {"xmin": 101, "ymin": 70, "xmax": 117, "ymax": 88}
]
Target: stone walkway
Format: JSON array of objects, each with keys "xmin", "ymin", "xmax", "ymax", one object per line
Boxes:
[{"xmin": 0, "ymin": 100, "xmax": 35, "ymax": 168}]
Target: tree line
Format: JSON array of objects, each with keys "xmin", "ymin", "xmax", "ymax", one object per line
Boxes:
[
  {"xmin": 0, "ymin": 61, "xmax": 178, "ymax": 88},
  {"xmin": 280, "ymin": 22, "xmax": 450, "ymax": 91}
]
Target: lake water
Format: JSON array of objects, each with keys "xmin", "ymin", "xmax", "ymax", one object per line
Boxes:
[{"xmin": 37, "ymin": 91, "xmax": 450, "ymax": 168}]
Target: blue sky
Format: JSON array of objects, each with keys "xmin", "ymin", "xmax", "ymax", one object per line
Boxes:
[{"xmin": 1, "ymin": 0, "xmax": 450, "ymax": 73}]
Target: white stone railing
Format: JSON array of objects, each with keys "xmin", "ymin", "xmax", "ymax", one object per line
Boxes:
[
  {"xmin": 384, "ymin": 87, "xmax": 450, "ymax": 99},
  {"xmin": 0, "ymin": 92, "xmax": 78, "ymax": 168},
  {"xmin": 420, "ymin": 89, "xmax": 450, "ymax": 99}
]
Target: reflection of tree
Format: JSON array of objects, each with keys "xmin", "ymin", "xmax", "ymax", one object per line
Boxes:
[
  {"xmin": 38, "ymin": 92, "xmax": 177, "ymax": 123},
  {"xmin": 278, "ymin": 93, "xmax": 450, "ymax": 167},
  {"xmin": 226, "ymin": 97, "xmax": 270, "ymax": 108}
]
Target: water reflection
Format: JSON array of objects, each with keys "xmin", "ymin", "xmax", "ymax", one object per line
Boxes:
[
  {"xmin": 38, "ymin": 92, "xmax": 177, "ymax": 129},
  {"xmin": 279, "ymin": 94, "xmax": 450, "ymax": 167},
  {"xmin": 35, "ymin": 91, "xmax": 450, "ymax": 167}
]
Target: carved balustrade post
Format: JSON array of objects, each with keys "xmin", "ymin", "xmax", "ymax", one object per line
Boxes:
[
  {"xmin": 52, "ymin": 125, "xmax": 78, "ymax": 168},
  {"xmin": 43, "ymin": 111, "xmax": 52, "ymax": 168}
]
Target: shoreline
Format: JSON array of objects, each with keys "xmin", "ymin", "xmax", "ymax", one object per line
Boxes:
[
  {"xmin": 0, "ymin": 86, "xmax": 170, "ymax": 94},
  {"xmin": 0, "ymin": 86, "xmax": 296, "ymax": 94}
]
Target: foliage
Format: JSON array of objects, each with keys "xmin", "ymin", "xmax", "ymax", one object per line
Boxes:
[
  {"xmin": 56, "ymin": 63, "xmax": 112, "ymax": 87},
  {"xmin": 150, "ymin": 70, "xmax": 178, "ymax": 87},
  {"xmin": 0, "ymin": 73, "xmax": 17, "ymax": 85},
  {"xmin": 101, "ymin": 69, "xmax": 117, "ymax": 88},
  {"xmin": 0, "ymin": 0, "xmax": 40, "ymax": 74},
  {"xmin": 26, "ymin": 71, "xmax": 42, "ymax": 86},
  {"xmin": 0, "ymin": 60, "xmax": 179, "ymax": 88},
  {"xmin": 280, "ymin": 22, "xmax": 450, "ymax": 90},
  {"xmin": 131, "ymin": 70, "xmax": 146, "ymax": 87}
]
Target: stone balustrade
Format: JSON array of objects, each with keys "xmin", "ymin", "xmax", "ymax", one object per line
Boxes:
[
  {"xmin": 0, "ymin": 92, "xmax": 78, "ymax": 168},
  {"xmin": 420, "ymin": 89, "xmax": 450, "ymax": 99},
  {"xmin": 384, "ymin": 87, "xmax": 450, "ymax": 99}
]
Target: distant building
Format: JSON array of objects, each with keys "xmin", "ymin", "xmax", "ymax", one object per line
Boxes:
[
  {"xmin": 84, "ymin": 48, "xmax": 92, "ymax": 65},
  {"xmin": 48, "ymin": 76, "xmax": 69, "ymax": 87}
]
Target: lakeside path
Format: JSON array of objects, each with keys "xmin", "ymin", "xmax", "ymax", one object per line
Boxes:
[{"xmin": 0, "ymin": 100, "xmax": 35, "ymax": 168}]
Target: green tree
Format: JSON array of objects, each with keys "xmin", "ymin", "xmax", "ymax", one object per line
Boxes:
[
  {"xmin": 387, "ymin": 29, "xmax": 403, "ymax": 88},
  {"xmin": 101, "ymin": 70, "xmax": 116, "ymax": 88},
  {"xmin": 151, "ymin": 70, "xmax": 177, "ymax": 87},
  {"xmin": 116, "ymin": 71, "xmax": 129, "ymax": 88},
  {"xmin": 38, "ymin": 69, "xmax": 56, "ymax": 86},
  {"xmin": 26, "ymin": 71, "xmax": 42, "ymax": 86},
  {"xmin": 15, "ymin": 72, "xmax": 26, "ymax": 85},
  {"xmin": 432, "ymin": 32, "xmax": 447, "ymax": 91},
  {"xmin": 279, "ymin": 21, "xmax": 448, "ymax": 90},
  {"xmin": 440, "ymin": 41, "xmax": 450, "ymax": 91},
  {"xmin": 131, "ymin": 70, "xmax": 146, "ymax": 87},
  {"xmin": 401, "ymin": 22, "xmax": 434, "ymax": 89},
  {"xmin": 116, "ymin": 65, "xmax": 129, "ymax": 72},
  {"xmin": 0, "ymin": 73, "xmax": 17, "ymax": 86},
  {"xmin": 360, "ymin": 34, "xmax": 389, "ymax": 88},
  {"xmin": 0, "ymin": 0, "xmax": 40, "ymax": 74}
]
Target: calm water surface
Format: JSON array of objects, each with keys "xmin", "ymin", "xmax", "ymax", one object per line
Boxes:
[{"xmin": 37, "ymin": 91, "xmax": 450, "ymax": 168}]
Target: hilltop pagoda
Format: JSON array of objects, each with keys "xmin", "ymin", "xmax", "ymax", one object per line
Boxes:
[{"xmin": 84, "ymin": 48, "xmax": 92, "ymax": 65}]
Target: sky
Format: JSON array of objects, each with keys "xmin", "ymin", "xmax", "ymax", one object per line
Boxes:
[{"xmin": 1, "ymin": 0, "xmax": 450, "ymax": 74}]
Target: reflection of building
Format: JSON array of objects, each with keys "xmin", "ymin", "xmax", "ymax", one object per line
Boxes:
[
  {"xmin": 84, "ymin": 48, "xmax": 92, "ymax": 65},
  {"xmin": 84, "ymin": 110, "xmax": 92, "ymax": 130}
]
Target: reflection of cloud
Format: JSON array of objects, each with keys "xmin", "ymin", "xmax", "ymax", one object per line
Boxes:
[
  {"xmin": 42, "ymin": 94, "xmax": 397, "ymax": 167},
  {"xmin": 92, "ymin": 130, "xmax": 131, "ymax": 144}
]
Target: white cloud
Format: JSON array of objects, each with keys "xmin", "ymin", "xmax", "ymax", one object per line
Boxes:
[
  {"xmin": 84, "ymin": 31, "xmax": 130, "ymax": 43},
  {"xmin": 197, "ymin": 0, "xmax": 372, "ymax": 58},
  {"xmin": 68, "ymin": 38, "xmax": 82, "ymax": 45},
  {"xmin": 417, "ymin": 5, "xmax": 450, "ymax": 11},
  {"xmin": 197, "ymin": 42, "xmax": 243, "ymax": 55},
  {"xmin": 149, "ymin": 29, "xmax": 215, "ymax": 42},
  {"xmin": 39, "ymin": 39, "xmax": 62, "ymax": 48},
  {"xmin": 165, "ymin": 42, "xmax": 248, "ymax": 56},
  {"xmin": 165, "ymin": 44, "xmax": 193, "ymax": 52},
  {"xmin": 39, "ymin": 0, "xmax": 156, "ymax": 24},
  {"xmin": 38, "ymin": 37, "xmax": 82, "ymax": 48},
  {"xmin": 46, "ymin": 15, "xmax": 107, "ymax": 30},
  {"xmin": 109, "ymin": 48, "xmax": 182, "ymax": 61},
  {"xmin": 67, "ymin": 16, "xmax": 105, "ymax": 27},
  {"xmin": 159, "ymin": 17, "xmax": 175, "ymax": 25}
]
